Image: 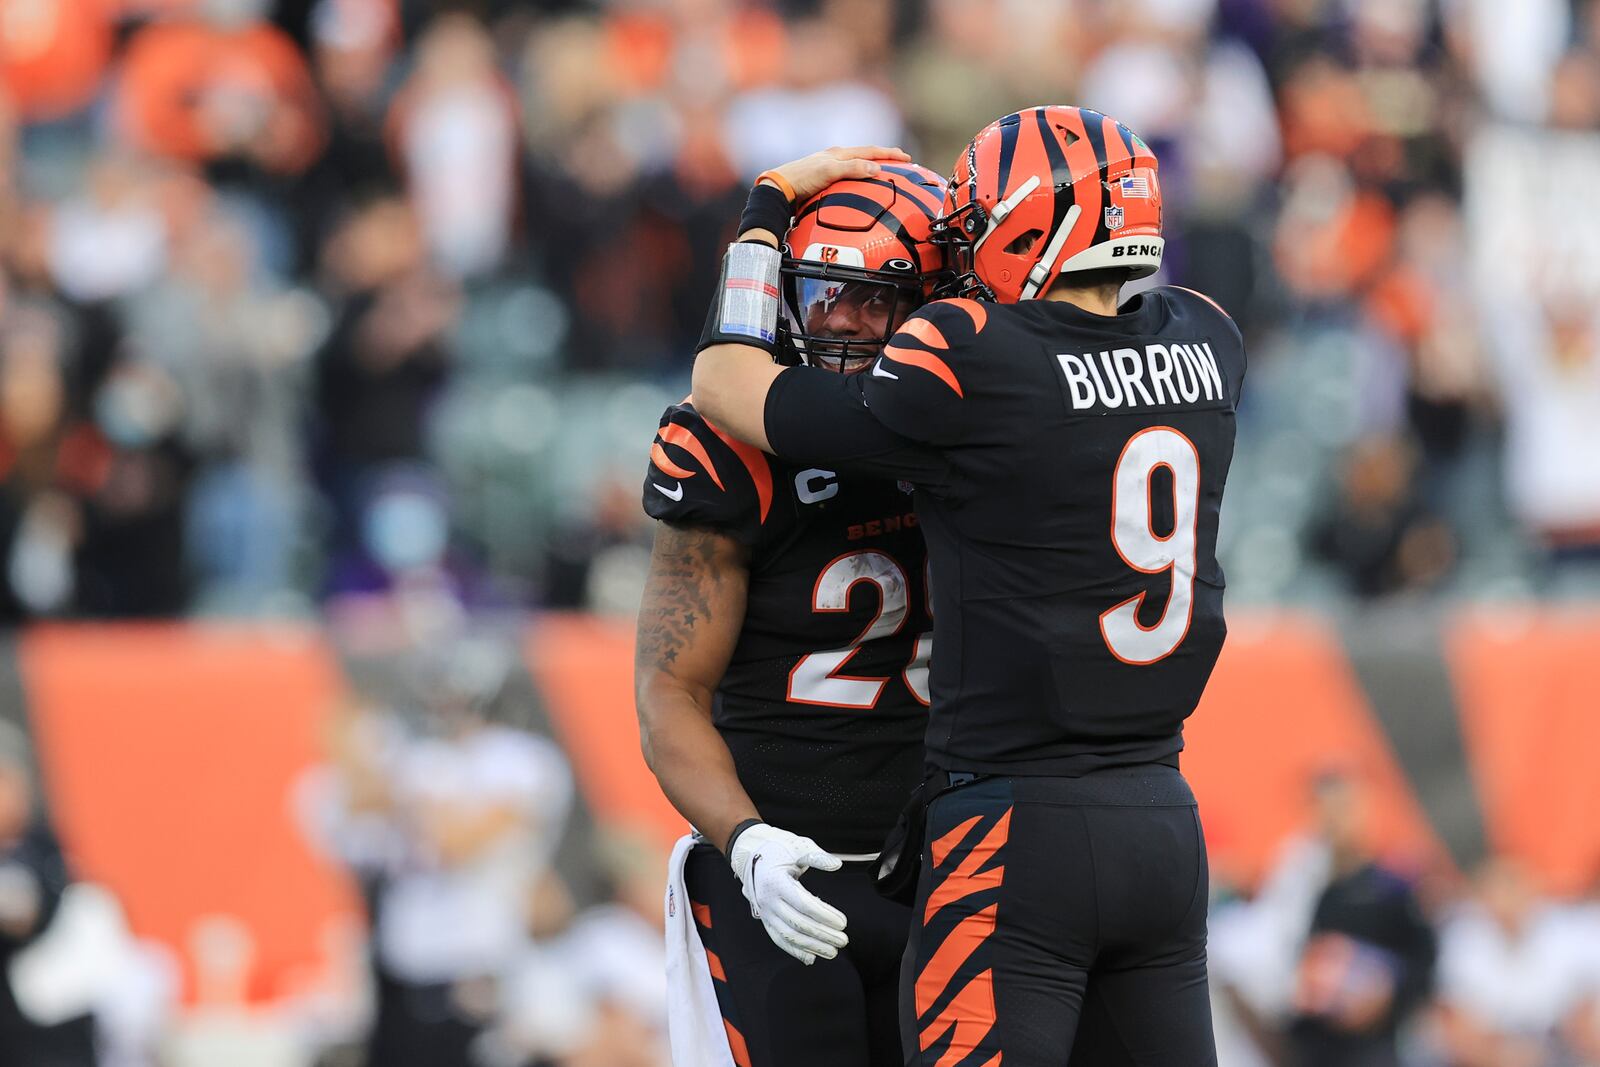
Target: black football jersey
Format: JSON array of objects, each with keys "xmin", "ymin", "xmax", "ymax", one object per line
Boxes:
[
  {"xmin": 642, "ymin": 402, "xmax": 931, "ymax": 853},
  {"xmin": 764, "ymin": 286, "xmax": 1246, "ymax": 775}
]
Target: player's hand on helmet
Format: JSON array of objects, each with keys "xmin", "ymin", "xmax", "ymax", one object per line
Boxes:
[
  {"xmin": 761, "ymin": 145, "xmax": 912, "ymax": 204},
  {"xmin": 727, "ymin": 822, "xmax": 849, "ymax": 965}
]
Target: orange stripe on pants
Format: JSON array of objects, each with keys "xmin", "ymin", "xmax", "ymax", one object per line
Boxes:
[
  {"xmin": 916, "ymin": 903, "xmax": 998, "ymax": 1016},
  {"xmin": 925, "ymin": 809, "xmax": 1011, "ymax": 922},
  {"xmin": 724, "ymin": 1018, "xmax": 752, "ymax": 1067},
  {"xmin": 920, "ymin": 966, "xmax": 998, "ymax": 1067}
]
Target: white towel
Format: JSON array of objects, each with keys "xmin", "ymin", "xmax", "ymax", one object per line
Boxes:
[{"xmin": 664, "ymin": 834, "xmax": 736, "ymax": 1067}]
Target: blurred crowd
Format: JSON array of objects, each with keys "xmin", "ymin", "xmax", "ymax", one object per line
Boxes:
[{"xmin": 0, "ymin": 0, "xmax": 1595, "ymax": 622}]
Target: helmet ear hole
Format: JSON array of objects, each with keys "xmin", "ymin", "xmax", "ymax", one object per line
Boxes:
[{"xmin": 1005, "ymin": 229, "xmax": 1044, "ymax": 256}]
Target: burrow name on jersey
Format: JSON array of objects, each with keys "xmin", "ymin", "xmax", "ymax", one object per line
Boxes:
[
  {"xmin": 1056, "ymin": 342, "xmax": 1228, "ymax": 412},
  {"xmin": 1056, "ymin": 341, "xmax": 1227, "ymax": 411}
]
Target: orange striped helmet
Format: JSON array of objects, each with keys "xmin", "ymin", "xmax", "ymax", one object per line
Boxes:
[
  {"xmin": 780, "ymin": 163, "xmax": 951, "ymax": 373},
  {"xmin": 934, "ymin": 106, "xmax": 1163, "ymax": 303}
]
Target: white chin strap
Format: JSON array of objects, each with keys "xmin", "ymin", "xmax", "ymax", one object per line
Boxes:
[
  {"xmin": 1020, "ymin": 203, "xmax": 1082, "ymax": 300},
  {"xmin": 972, "ymin": 175, "xmax": 1041, "ymax": 254}
]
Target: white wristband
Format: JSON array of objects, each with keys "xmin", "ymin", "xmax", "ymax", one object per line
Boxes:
[{"xmin": 716, "ymin": 241, "xmax": 782, "ymax": 347}]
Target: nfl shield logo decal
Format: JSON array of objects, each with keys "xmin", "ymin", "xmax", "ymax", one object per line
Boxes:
[{"xmin": 1104, "ymin": 205, "xmax": 1125, "ymax": 231}]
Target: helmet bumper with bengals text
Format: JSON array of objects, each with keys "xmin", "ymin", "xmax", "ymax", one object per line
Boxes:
[
  {"xmin": 779, "ymin": 163, "xmax": 951, "ymax": 373},
  {"xmin": 933, "ymin": 106, "xmax": 1163, "ymax": 304}
]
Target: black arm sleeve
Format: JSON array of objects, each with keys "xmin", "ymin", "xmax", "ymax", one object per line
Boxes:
[{"xmin": 763, "ymin": 367, "xmax": 955, "ymax": 493}]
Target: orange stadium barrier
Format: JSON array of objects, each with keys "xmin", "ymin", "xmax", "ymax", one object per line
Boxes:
[
  {"xmin": 1445, "ymin": 609, "xmax": 1600, "ymax": 896},
  {"xmin": 525, "ymin": 614, "xmax": 689, "ymax": 846},
  {"xmin": 20, "ymin": 624, "xmax": 359, "ymax": 1005},
  {"xmin": 1184, "ymin": 613, "xmax": 1443, "ymax": 888}
]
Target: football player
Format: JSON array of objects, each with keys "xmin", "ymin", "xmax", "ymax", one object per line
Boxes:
[
  {"xmin": 690, "ymin": 112, "xmax": 1245, "ymax": 1066},
  {"xmin": 635, "ymin": 162, "xmax": 949, "ymax": 1066}
]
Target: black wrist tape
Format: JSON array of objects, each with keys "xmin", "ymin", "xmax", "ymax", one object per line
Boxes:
[
  {"xmin": 739, "ymin": 182, "xmax": 793, "ymax": 242},
  {"xmin": 725, "ymin": 818, "xmax": 764, "ymax": 856}
]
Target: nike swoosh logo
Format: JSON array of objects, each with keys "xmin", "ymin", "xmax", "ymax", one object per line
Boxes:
[
  {"xmin": 654, "ymin": 481, "xmax": 684, "ymax": 502},
  {"xmin": 872, "ymin": 360, "xmax": 899, "ymax": 379}
]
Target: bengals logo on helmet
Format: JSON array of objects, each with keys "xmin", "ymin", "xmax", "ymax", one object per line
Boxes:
[
  {"xmin": 778, "ymin": 163, "xmax": 952, "ymax": 371},
  {"xmin": 933, "ymin": 106, "xmax": 1164, "ymax": 304}
]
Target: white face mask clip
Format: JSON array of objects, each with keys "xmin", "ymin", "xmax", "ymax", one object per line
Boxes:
[{"xmin": 972, "ymin": 175, "xmax": 1042, "ymax": 254}]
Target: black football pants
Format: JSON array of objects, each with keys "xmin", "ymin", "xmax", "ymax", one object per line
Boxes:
[
  {"xmin": 685, "ymin": 842, "xmax": 911, "ymax": 1066},
  {"xmin": 902, "ymin": 768, "xmax": 1217, "ymax": 1066}
]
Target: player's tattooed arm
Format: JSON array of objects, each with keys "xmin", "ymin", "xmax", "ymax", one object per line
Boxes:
[
  {"xmin": 634, "ymin": 521, "xmax": 761, "ymax": 853},
  {"xmin": 635, "ymin": 522, "xmax": 744, "ymax": 677}
]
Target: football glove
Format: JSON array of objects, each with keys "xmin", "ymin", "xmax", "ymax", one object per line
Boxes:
[{"xmin": 727, "ymin": 822, "xmax": 848, "ymax": 965}]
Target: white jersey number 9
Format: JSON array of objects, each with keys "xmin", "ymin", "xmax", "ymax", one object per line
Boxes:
[{"xmin": 1099, "ymin": 426, "xmax": 1201, "ymax": 665}]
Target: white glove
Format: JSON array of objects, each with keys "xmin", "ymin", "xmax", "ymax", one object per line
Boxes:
[{"xmin": 727, "ymin": 823, "xmax": 849, "ymax": 965}]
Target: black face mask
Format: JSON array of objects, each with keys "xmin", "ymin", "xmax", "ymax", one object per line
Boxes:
[{"xmin": 778, "ymin": 256, "xmax": 941, "ymax": 372}]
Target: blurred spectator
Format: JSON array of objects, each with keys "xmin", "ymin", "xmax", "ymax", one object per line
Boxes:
[
  {"xmin": 1079, "ymin": 0, "xmax": 1212, "ymax": 152},
  {"xmin": 895, "ymin": 0, "xmax": 1079, "ymax": 174},
  {"xmin": 1484, "ymin": 287, "xmax": 1600, "ymax": 570},
  {"xmin": 292, "ymin": 0, "xmax": 404, "ymax": 273},
  {"xmin": 1306, "ymin": 434, "xmax": 1456, "ymax": 598},
  {"xmin": 159, "ymin": 916, "xmax": 308, "ymax": 1067},
  {"xmin": 115, "ymin": 0, "xmax": 326, "ymax": 176},
  {"xmin": 0, "ymin": 303, "xmax": 100, "ymax": 619},
  {"xmin": 312, "ymin": 194, "xmax": 457, "ymax": 591},
  {"xmin": 1433, "ymin": 858, "xmax": 1595, "ymax": 1067},
  {"xmin": 487, "ymin": 836, "xmax": 669, "ymax": 1067},
  {"xmin": 0, "ymin": 298, "xmax": 190, "ymax": 619},
  {"xmin": 312, "ymin": 639, "xmax": 574, "ymax": 1067},
  {"xmin": 126, "ymin": 204, "xmax": 320, "ymax": 613},
  {"xmin": 1447, "ymin": 0, "xmax": 1571, "ymax": 124},
  {"xmin": 1274, "ymin": 155, "xmax": 1396, "ymax": 309},
  {"xmin": 390, "ymin": 13, "xmax": 520, "ymax": 279},
  {"xmin": 75, "ymin": 355, "xmax": 192, "ymax": 617},
  {"xmin": 542, "ymin": 473, "xmax": 654, "ymax": 612},
  {"xmin": 722, "ymin": 15, "xmax": 903, "ymax": 183},
  {"xmin": 1286, "ymin": 773, "xmax": 1436, "ymax": 1067},
  {"xmin": 0, "ymin": 722, "xmax": 97, "ymax": 1066},
  {"xmin": 1168, "ymin": 33, "xmax": 1280, "ymax": 324},
  {"xmin": 0, "ymin": 0, "xmax": 114, "ymax": 125},
  {"xmin": 1211, "ymin": 771, "xmax": 1438, "ymax": 1066},
  {"xmin": 1364, "ymin": 194, "xmax": 1489, "ymax": 482},
  {"xmin": 1211, "ymin": 821, "xmax": 1337, "ymax": 1041},
  {"xmin": 47, "ymin": 155, "xmax": 168, "ymax": 306}
]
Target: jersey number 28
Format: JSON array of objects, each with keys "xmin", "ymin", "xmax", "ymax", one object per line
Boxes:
[{"xmin": 1100, "ymin": 426, "xmax": 1201, "ymax": 665}]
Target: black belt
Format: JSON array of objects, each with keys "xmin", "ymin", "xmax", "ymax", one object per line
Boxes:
[{"xmin": 945, "ymin": 764, "xmax": 1194, "ymax": 807}]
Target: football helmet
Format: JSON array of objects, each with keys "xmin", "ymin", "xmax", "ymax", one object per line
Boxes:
[
  {"xmin": 780, "ymin": 163, "xmax": 950, "ymax": 373},
  {"xmin": 932, "ymin": 106, "xmax": 1163, "ymax": 303}
]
